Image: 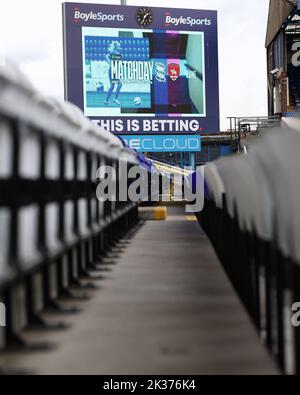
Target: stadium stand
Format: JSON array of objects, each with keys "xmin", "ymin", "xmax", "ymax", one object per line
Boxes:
[
  {"xmin": 197, "ymin": 117, "xmax": 300, "ymax": 375},
  {"xmin": 0, "ymin": 60, "xmax": 142, "ymax": 356},
  {"xmin": 0, "ymin": 60, "xmax": 280, "ymax": 376}
]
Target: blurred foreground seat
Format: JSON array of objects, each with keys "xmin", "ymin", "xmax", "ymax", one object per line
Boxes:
[
  {"xmin": 197, "ymin": 117, "xmax": 300, "ymax": 375},
  {"xmin": 0, "ymin": 60, "xmax": 141, "ymax": 354}
]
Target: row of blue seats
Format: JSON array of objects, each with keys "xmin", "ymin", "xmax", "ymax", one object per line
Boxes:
[
  {"xmin": 195, "ymin": 117, "xmax": 300, "ymax": 375},
  {"xmin": 0, "ymin": 60, "xmax": 151, "ymax": 355}
]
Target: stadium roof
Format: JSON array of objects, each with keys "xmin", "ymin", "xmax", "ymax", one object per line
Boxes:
[{"xmin": 265, "ymin": 0, "xmax": 296, "ymax": 48}]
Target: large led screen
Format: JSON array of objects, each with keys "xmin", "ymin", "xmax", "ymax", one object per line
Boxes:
[
  {"xmin": 82, "ymin": 28, "xmax": 205, "ymax": 117},
  {"xmin": 63, "ymin": 3, "xmax": 219, "ymax": 135}
]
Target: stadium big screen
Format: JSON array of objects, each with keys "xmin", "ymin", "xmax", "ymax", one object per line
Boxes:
[{"xmin": 63, "ymin": 3, "xmax": 219, "ymax": 152}]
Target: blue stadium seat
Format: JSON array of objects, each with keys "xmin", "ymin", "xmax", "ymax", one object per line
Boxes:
[{"xmin": 0, "ymin": 60, "xmax": 142, "ymax": 351}]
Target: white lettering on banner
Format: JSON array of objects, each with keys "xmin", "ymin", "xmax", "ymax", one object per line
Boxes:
[
  {"xmin": 141, "ymin": 119, "xmax": 200, "ymax": 133},
  {"xmin": 125, "ymin": 137, "xmax": 200, "ymax": 151},
  {"xmin": 92, "ymin": 119, "xmax": 201, "ymax": 134},
  {"xmin": 131, "ymin": 120, "xmax": 139, "ymax": 132},
  {"xmin": 111, "ymin": 61, "xmax": 154, "ymax": 82},
  {"xmin": 143, "ymin": 120, "xmax": 152, "ymax": 132},
  {"xmin": 74, "ymin": 10, "xmax": 124, "ymax": 23},
  {"xmin": 165, "ymin": 15, "xmax": 212, "ymax": 27}
]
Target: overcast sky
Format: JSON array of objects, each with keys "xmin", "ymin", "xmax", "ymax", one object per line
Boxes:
[{"xmin": 0, "ymin": 0, "xmax": 270, "ymax": 130}]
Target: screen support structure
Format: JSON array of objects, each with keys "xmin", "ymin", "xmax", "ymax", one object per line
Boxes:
[
  {"xmin": 179, "ymin": 152, "xmax": 184, "ymax": 169},
  {"xmin": 189, "ymin": 153, "xmax": 196, "ymax": 171}
]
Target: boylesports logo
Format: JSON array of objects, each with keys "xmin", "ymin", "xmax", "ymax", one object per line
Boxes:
[
  {"xmin": 73, "ymin": 7, "xmax": 124, "ymax": 23},
  {"xmin": 165, "ymin": 12, "xmax": 212, "ymax": 27}
]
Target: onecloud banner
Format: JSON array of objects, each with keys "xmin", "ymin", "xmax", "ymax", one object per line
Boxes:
[{"xmin": 63, "ymin": 3, "xmax": 220, "ymax": 151}]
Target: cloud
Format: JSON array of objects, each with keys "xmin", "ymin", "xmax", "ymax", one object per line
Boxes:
[{"xmin": 0, "ymin": 0, "xmax": 269, "ymax": 130}]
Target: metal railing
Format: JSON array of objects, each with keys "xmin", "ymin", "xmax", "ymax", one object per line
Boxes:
[
  {"xmin": 0, "ymin": 62, "xmax": 142, "ymax": 359},
  {"xmin": 227, "ymin": 116, "xmax": 281, "ymax": 152},
  {"xmin": 198, "ymin": 123, "xmax": 300, "ymax": 375}
]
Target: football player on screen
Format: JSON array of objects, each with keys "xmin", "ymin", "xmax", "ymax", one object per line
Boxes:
[{"xmin": 104, "ymin": 41, "xmax": 122, "ymax": 106}]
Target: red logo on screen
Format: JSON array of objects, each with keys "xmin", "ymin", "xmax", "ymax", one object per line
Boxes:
[{"xmin": 168, "ymin": 63, "xmax": 180, "ymax": 82}]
